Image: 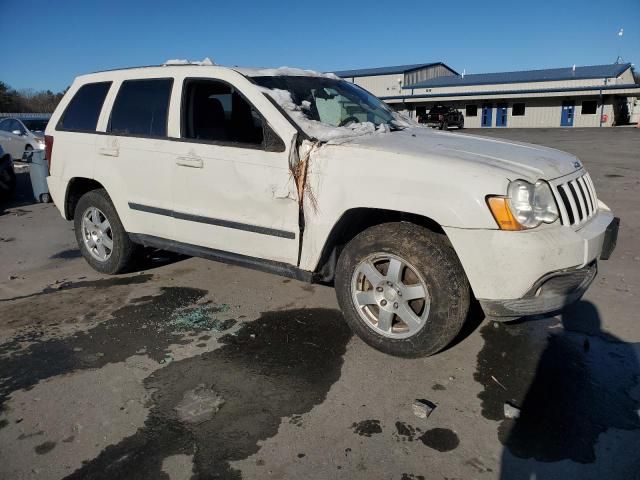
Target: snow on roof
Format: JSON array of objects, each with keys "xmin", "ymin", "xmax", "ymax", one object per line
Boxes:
[
  {"xmin": 163, "ymin": 57, "xmax": 215, "ymax": 66},
  {"xmin": 234, "ymin": 66, "xmax": 339, "ymax": 79}
]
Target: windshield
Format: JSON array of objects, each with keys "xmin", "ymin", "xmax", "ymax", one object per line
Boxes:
[
  {"xmin": 252, "ymin": 76, "xmax": 401, "ymax": 130},
  {"xmin": 22, "ymin": 119, "xmax": 49, "ymax": 132}
]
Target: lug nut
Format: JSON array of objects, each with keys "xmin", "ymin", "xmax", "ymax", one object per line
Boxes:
[
  {"xmin": 393, "ymin": 302, "xmax": 399, "ymax": 309},
  {"xmin": 387, "ymin": 281, "xmax": 392, "ymax": 286},
  {"xmin": 380, "ymin": 299, "xmax": 387, "ymax": 306},
  {"xmin": 376, "ymin": 286, "xmax": 383, "ymax": 292},
  {"xmin": 397, "ymin": 291, "xmax": 402, "ymax": 297}
]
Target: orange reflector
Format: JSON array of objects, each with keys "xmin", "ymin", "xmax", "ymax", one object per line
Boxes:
[{"xmin": 486, "ymin": 197, "xmax": 525, "ymax": 231}]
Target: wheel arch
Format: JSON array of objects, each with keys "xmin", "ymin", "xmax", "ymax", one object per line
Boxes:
[
  {"xmin": 313, "ymin": 207, "xmax": 446, "ymax": 283},
  {"xmin": 64, "ymin": 177, "xmax": 106, "ymax": 220}
]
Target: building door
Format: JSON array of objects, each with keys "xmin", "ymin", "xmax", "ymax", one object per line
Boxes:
[
  {"xmin": 496, "ymin": 103, "xmax": 508, "ymax": 127},
  {"xmin": 561, "ymin": 101, "xmax": 575, "ymax": 127},
  {"xmin": 481, "ymin": 104, "xmax": 493, "ymax": 127}
]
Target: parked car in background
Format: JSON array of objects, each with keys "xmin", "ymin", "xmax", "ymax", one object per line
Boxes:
[
  {"xmin": 46, "ymin": 65, "xmax": 617, "ymax": 357},
  {"xmin": 0, "ymin": 117, "xmax": 47, "ymax": 160},
  {"xmin": 0, "ymin": 145, "xmax": 16, "ymax": 201},
  {"xmin": 418, "ymin": 105, "xmax": 464, "ymax": 130}
]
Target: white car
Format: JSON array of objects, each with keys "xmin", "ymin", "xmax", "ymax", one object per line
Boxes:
[
  {"xmin": 0, "ymin": 117, "xmax": 47, "ymax": 160},
  {"xmin": 44, "ymin": 64, "xmax": 619, "ymax": 357}
]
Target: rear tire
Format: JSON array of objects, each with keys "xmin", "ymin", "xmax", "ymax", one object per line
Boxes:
[
  {"xmin": 74, "ymin": 189, "xmax": 139, "ymax": 274},
  {"xmin": 335, "ymin": 222, "xmax": 470, "ymax": 357}
]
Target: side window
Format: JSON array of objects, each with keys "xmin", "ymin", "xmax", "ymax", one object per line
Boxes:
[
  {"xmin": 109, "ymin": 79, "xmax": 173, "ymax": 137},
  {"xmin": 182, "ymin": 79, "xmax": 264, "ymax": 146},
  {"xmin": 0, "ymin": 120, "xmax": 9, "ymax": 132},
  {"xmin": 11, "ymin": 120, "xmax": 25, "ymax": 133},
  {"xmin": 57, "ymin": 82, "xmax": 111, "ymax": 132}
]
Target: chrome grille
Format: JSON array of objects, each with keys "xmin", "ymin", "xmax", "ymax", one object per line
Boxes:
[{"xmin": 553, "ymin": 172, "xmax": 598, "ymax": 226}]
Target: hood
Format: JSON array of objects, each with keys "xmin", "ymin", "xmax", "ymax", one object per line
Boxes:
[{"xmin": 340, "ymin": 127, "xmax": 581, "ymax": 181}]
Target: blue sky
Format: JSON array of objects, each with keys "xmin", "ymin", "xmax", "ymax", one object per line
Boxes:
[{"xmin": 1, "ymin": 0, "xmax": 638, "ymax": 92}]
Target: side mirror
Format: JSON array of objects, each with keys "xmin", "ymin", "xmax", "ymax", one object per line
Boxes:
[{"xmin": 12, "ymin": 129, "xmax": 23, "ymax": 136}]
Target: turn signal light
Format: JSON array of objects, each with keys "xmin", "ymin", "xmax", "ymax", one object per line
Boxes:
[{"xmin": 486, "ymin": 196, "xmax": 525, "ymax": 231}]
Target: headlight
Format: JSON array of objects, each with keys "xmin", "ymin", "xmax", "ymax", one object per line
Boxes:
[{"xmin": 487, "ymin": 179, "xmax": 559, "ymax": 230}]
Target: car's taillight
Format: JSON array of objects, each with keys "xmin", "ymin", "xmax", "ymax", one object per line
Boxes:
[{"xmin": 45, "ymin": 135, "xmax": 54, "ymax": 171}]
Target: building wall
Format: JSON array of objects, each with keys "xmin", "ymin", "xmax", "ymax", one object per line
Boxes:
[
  {"xmin": 342, "ymin": 66, "xmax": 636, "ymax": 128},
  {"xmin": 348, "ymin": 65, "xmax": 459, "ymax": 97},
  {"xmin": 408, "ymin": 77, "xmax": 617, "ymax": 96},
  {"xmin": 395, "ymin": 97, "xmax": 615, "ymax": 128},
  {"xmin": 404, "ymin": 64, "xmax": 457, "ymax": 86},
  {"xmin": 349, "ymin": 74, "xmax": 404, "ymax": 97}
]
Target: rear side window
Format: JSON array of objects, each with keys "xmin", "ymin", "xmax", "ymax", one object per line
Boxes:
[
  {"xmin": 57, "ymin": 82, "xmax": 111, "ymax": 132},
  {"xmin": 109, "ymin": 79, "xmax": 173, "ymax": 137}
]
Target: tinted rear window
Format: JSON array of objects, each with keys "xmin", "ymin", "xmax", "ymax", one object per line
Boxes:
[
  {"xmin": 57, "ymin": 82, "xmax": 111, "ymax": 132},
  {"xmin": 109, "ymin": 79, "xmax": 173, "ymax": 137}
]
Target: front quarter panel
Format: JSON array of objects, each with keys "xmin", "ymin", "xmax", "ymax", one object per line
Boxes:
[{"xmin": 299, "ymin": 143, "xmax": 507, "ymax": 271}]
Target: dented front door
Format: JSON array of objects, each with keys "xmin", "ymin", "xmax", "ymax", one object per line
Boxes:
[{"xmin": 171, "ymin": 141, "xmax": 300, "ymax": 266}]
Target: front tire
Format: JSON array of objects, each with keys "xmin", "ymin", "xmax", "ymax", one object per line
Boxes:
[
  {"xmin": 74, "ymin": 189, "xmax": 138, "ymax": 274},
  {"xmin": 335, "ymin": 222, "xmax": 470, "ymax": 357}
]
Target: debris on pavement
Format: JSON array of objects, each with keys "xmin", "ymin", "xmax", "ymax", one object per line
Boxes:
[
  {"xmin": 412, "ymin": 399, "xmax": 436, "ymax": 419},
  {"xmin": 503, "ymin": 402, "xmax": 521, "ymax": 419},
  {"xmin": 169, "ymin": 304, "xmax": 235, "ymax": 333},
  {"xmin": 175, "ymin": 384, "xmax": 225, "ymax": 424},
  {"xmin": 491, "ymin": 375, "xmax": 507, "ymax": 390}
]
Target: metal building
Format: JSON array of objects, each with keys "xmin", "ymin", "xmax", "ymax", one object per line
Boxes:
[{"xmin": 334, "ymin": 62, "xmax": 640, "ymax": 128}]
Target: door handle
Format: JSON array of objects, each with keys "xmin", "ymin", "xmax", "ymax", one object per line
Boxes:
[
  {"xmin": 98, "ymin": 147, "xmax": 119, "ymax": 157},
  {"xmin": 176, "ymin": 156, "xmax": 203, "ymax": 168}
]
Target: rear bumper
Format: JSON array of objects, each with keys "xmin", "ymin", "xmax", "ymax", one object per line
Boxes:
[{"xmin": 46, "ymin": 175, "xmax": 65, "ymax": 217}]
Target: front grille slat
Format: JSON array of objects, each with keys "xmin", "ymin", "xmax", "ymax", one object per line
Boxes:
[
  {"xmin": 552, "ymin": 172, "xmax": 598, "ymax": 227},
  {"xmin": 585, "ymin": 173, "xmax": 598, "ymax": 207},
  {"xmin": 576, "ymin": 177, "xmax": 592, "ymax": 215},
  {"xmin": 578, "ymin": 176, "xmax": 594, "ymax": 213},
  {"xmin": 567, "ymin": 181, "xmax": 584, "ymax": 222},
  {"xmin": 558, "ymin": 185, "xmax": 577, "ymax": 225},
  {"xmin": 553, "ymin": 187, "xmax": 571, "ymax": 225}
]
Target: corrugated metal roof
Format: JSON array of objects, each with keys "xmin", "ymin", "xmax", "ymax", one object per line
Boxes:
[
  {"xmin": 332, "ymin": 62, "xmax": 444, "ymax": 78},
  {"xmin": 404, "ymin": 63, "xmax": 632, "ymax": 89}
]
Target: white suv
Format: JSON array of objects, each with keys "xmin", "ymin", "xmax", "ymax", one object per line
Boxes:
[{"xmin": 45, "ymin": 64, "xmax": 618, "ymax": 357}]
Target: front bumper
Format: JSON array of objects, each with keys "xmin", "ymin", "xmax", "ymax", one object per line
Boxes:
[
  {"xmin": 479, "ymin": 261, "xmax": 598, "ymax": 317},
  {"xmin": 444, "ymin": 204, "xmax": 618, "ymax": 318}
]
